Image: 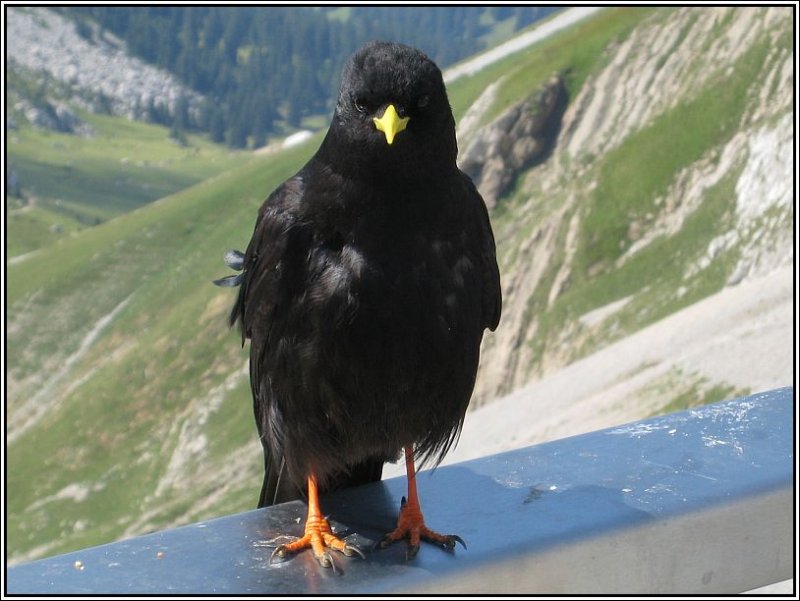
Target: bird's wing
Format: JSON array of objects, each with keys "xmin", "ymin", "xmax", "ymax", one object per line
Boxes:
[
  {"xmin": 229, "ymin": 175, "xmax": 313, "ymax": 506},
  {"xmin": 229, "ymin": 176, "xmax": 305, "ymax": 339},
  {"xmin": 462, "ymin": 172, "xmax": 502, "ymax": 332}
]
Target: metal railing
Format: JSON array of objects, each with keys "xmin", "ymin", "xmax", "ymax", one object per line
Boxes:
[{"xmin": 6, "ymin": 387, "xmax": 794, "ymax": 594}]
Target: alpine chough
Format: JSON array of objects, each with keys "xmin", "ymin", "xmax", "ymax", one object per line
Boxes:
[{"xmin": 215, "ymin": 40, "xmax": 501, "ymax": 568}]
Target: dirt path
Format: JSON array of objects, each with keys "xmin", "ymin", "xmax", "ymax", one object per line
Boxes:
[
  {"xmin": 443, "ymin": 7, "xmax": 605, "ymax": 84},
  {"xmin": 7, "ymin": 294, "xmax": 133, "ymax": 444}
]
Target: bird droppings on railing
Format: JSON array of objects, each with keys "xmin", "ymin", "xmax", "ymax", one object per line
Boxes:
[{"xmin": 607, "ymin": 421, "xmax": 672, "ymax": 438}]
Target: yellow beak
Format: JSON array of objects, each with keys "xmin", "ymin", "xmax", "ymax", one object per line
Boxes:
[{"xmin": 373, "ymin": 104, "xmax": 409, "ymax": 145}]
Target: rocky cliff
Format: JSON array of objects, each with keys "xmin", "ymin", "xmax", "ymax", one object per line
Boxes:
[
  {"xmin": 6, "ymin": 8, "xmax": 203, "ymax": 125},
  {"xmin": 459, "ymin": 74, "xmax": 569, "ymax": 209},
  {"xmin": 465, "ymin": 7, "xmax": 793, "ymax": 405}
]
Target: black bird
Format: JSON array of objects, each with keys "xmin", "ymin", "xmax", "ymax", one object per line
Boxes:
[{"xmin": 215, "ymin": 41, "xmax": 501, "ymax": 568}]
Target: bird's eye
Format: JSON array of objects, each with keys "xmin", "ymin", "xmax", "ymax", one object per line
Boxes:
[
  {"xmin": 354, "ymin": 97, "xmax": 369, "ymax": 113},
  {"xmin": 417, "ymin": 95, "xmax": 430, "ymax": 109}
]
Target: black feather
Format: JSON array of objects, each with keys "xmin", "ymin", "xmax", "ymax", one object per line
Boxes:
[
  {"xmin": 224, "ymin": 249, "xmax": 245, "ymax": 271},
  {"xmin": 212, "ymin": 249, "xmax": 246, "ymax": 287},
  {"xmin": 212, "ymin": 273, "xmax": 244, "ymax": 288}
]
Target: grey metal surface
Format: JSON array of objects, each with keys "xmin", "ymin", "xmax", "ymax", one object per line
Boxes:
[{"xmin": 6, "ymin": 387, "xmax": 794, "ymax": 594}]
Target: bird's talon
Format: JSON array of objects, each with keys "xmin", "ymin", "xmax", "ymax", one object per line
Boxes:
[
  {"xmin": 448, "ymin": 535, "xmax": 467, "ymax": 550},
  {"xmin": 269, "ymin": 545, "xmax": 288, "ymax": 564},
  {"xmin": 344, "ymin": 543, "xmax": 366, "ymax": 559},
  {"xmin": 405, "ymin": 543, "xmax": 420, "ymax": 561}
]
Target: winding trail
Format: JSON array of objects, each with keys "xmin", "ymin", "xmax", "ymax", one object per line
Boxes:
[
  {"xmin": 443, "ymin": 7, "xmax": 605, "ymax": 83},
  {"xmin": 8, "ymin": 294, "xmax": 133, "ymax": 444}
]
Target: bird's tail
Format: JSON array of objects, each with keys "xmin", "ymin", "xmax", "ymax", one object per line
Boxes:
[{"xmin": 258, "ymin": 452, "xmax": 302, "ymax": 508}]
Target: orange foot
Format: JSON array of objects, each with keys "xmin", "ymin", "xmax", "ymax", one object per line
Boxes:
[
  {"xmin": 376, "ymin": 447, "xmax": 466, "ymax": 560},
  {"xmin": 377, "ymin": 495, "xmax": 466, "ymax": 560},
  {"xmin": 270, "ymin": 475, "xmax": 365, "ymax": 570}
]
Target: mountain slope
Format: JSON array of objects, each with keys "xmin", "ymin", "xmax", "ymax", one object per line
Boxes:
[
  {"xmin": 6, "ymin": 140, "xmax": 319, "ymax": 561},
  {"xmin": 465, "ymin": 6, "xmax": 793, "ymax": 404},
  {"xmin": 6, "ymin": 6, "xmax": 794, "ymax": 564},
  {"xmin": 7, "ymin": 6, "xmax": 558, "ymax": 147},
  {"xmin": 4, "ymin": 5, "xmax": 555, "ymax": 257},
  {"xmin": 6, "ymin": 113, "xmax": 250, "ymax": 257}
]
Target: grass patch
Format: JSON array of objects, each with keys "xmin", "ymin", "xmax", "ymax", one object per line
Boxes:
[
  {"xmin": 653, "ymin": 369, "xmax": 750, "ymax": 417},
  {"xmin": 632, "ymin": 367, "xmax": 750, "ymax": 419},
  {"xmin": 6, "ymin": 204, "xmax": 85, "ymax": 257},
  {"xmin": 446, "ymin": 8, "xmax": 654, "ymax": 127},
  {"xmin": 6, "ymin": 111, "xmax": 250, "ymax": 248},
  {"xmin": 576, "ymin": 37, "xmax": 770, "ymax": 276},
  {"xmin": 531, "ymin": 166, "xmax": 740, "ymax": 369}
]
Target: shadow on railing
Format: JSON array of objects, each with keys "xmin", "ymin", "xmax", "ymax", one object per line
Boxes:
[{"xmin": 6, "ymin": 387, "xmax": 794, "ymax": 595}]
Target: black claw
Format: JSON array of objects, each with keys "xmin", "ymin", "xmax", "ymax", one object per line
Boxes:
[
  {"xmin": 374, "ymin": 535, "xmax": 394, "ymax": 550},
  {"xmin": 400, "ymin": 496, "xmax": 407, "ymax": 510},
  {"xmin": 418, "ymin": 533, "xmax": 466, "ymax": 552},
  {"xmin": 405, "ymin": 543, "xmax": 420, "ymax": 561},
  {"xmin": 319, "ymin": 551, "xmax": 343, "ymax": 575},
  {"xmin": 343, "ymin": 543, "xmax": 366, "ymax": 560},
  {"xmin": 269, "ymin": 545, "xmax": 288, "ymax": 564}
]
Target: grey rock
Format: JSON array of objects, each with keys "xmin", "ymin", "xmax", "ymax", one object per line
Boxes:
[
  {"xmin": 459, "ymin": 74, "xmax": 568, "ymax": 209},
  {"xmin": 6, "ymin": 7, "xmax": 203, "ymax": 130}
]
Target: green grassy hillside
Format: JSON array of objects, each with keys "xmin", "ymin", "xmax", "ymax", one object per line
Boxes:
[
  {"xmin": 447, "ymin": 8, "xmax": 652, "ymax": 125},
  {"xmin": 6, "ymin": 112, "xmax": 249, "ymax": 257},
  {"xmin": 7, "ymin": 135, "xmax": 320, "ymax": 560}
]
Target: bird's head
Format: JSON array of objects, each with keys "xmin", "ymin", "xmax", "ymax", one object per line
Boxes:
[{"xmin": 323, "ymin": 41, "xmax": 457, "ymax": 181}]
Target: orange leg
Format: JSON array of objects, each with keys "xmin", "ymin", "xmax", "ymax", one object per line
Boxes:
[
  {"xmin": 270, "ymin": 474, "xmax": 364, "ymax": 569},
  {"xmin": 377, "ymin": 446, "xmax": 466, "ymax": 559}
]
